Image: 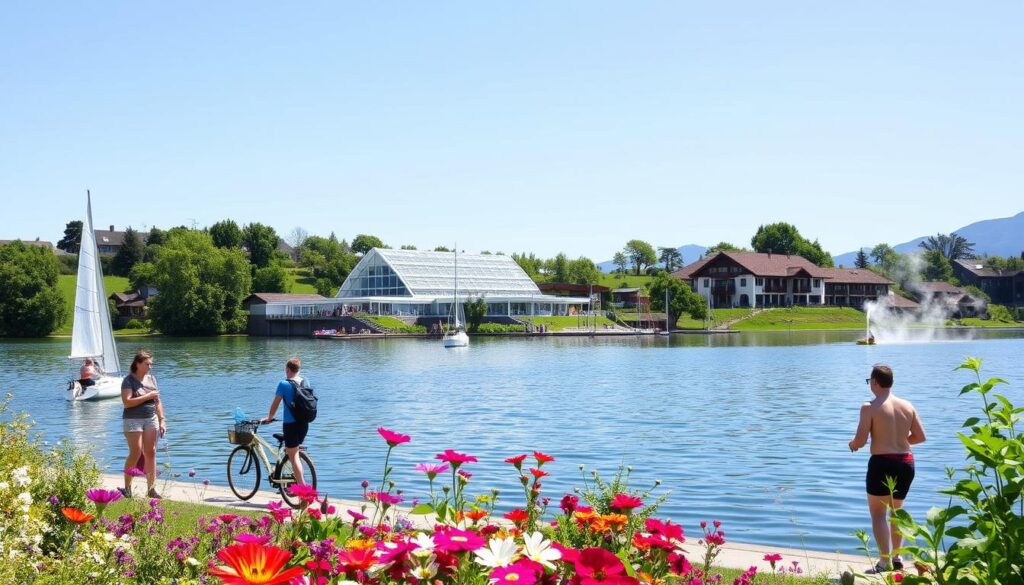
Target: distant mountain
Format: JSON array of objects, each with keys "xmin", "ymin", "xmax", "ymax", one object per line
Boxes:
[
  {"xmin": 598, "ymin": 244, "xmax": 708, "ymax": 273},
  {"xmin": 833, "ymin": 211, "xmax": 1024, "ymax": 267}
]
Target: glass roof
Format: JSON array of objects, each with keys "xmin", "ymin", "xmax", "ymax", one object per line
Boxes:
[{"xmin": 337, "ymin": 248, "xmax": 542, "ymax": 299}]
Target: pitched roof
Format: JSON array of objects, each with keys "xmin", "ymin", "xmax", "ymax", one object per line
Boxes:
[
  {"xmin": 953, "ymin": 259, "xmax": 1022, "ymax": 277},
  {"xmin": 886, "ymin": 293, "xmax": 920, "ymax": 309},
  {"xmin": 820, "ymin": 267, "xmax": 892, "ymax": 285},
  {"xmin": 94, "ymin": 228, "xmax": 125, "ymax": 247},
  {"xmin": 672, "ymin": 251, "xmax": 830, "ymax": 279},
  {"xmin": 916, "ymin": 281, "xmax": 964, "ymax": 295},
  {"xmin": 242, "ymin": 293, "xmax": 328, "ymax": 306},
  {"xmin": 537, "ymin": 283, "xmax": 610, "ymax": 294}
]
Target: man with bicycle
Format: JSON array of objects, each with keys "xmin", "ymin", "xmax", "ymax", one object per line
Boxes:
[{"xmin": 262, "ymin": 357, "xmax": 308, "ymax": 487}]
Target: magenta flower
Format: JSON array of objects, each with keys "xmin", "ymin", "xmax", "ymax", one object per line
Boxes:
[
  {"xmin": 433, "ymin": 528, "xmax": 485, "ymax": 553},
  {"xmin": 377, "ymin": 427, "xmax": 411, "ymax": 447},
  {"xmin": 218, "ymin": 514, "xmax": 238, "ymax": 524},
  {"xmin": 435, "ymin": 449, "xmax": 478, "ymax": 467},
  {"xmin": 492, "ymin": 560, "xmax": 539, "ymax": 585},
  {"xmin": 287, "ymin": 483, "xmax": 319, "ymax": 505},
  {"xmin": 348, "ymin": 510, "xmax": 368, "ymax": 522},
  {"xmin": 234, "ymin": 533, "xmax": 272, "ymax": 545},
  {"xmin": 610, "ymin": 493, "xmax": 644, "ymax": 512},
  {"xmin": 86, "ymin": 488, "xmax": 123, "ymax": 516},
  {"xmin": 763, "ymin": 553, "xmax": 782, "ymax": 570},
  {"xmin": 366, "ymin": 491, "xmax": 403, "ymax": 505},
  {"xmin": 458, "ymin": 469, "xmax": 473, "ymax": 479},
  {"xmin": 414, "ymin": 462, "xmax": 449, "ymax": 480},
  {"xmin": 125, "ymin": 467, "xmax": 145, "ymax": 477}
]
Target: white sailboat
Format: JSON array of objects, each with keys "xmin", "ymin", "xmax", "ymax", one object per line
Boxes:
[
  {"xmin": 442, "ymin": 249, "xmax": 469, "ymax": 348},
  {"xmin": 65, "ymin": 191, "xmax": 123, "ymax": 401}
]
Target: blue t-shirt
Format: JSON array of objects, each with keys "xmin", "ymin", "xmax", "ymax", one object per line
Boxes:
[{"xmin": 275, "ymin": 376, "xmax": 303, "ymax": 424}]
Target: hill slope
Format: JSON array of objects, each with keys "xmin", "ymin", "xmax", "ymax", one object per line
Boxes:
[{"xmin": 833, "ymin": 211, "xmax": 1024, "ymax": 266}]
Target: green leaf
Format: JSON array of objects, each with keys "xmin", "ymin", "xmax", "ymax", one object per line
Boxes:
[
  {"xmin": 962, "ymin": 417, "xmax": 981, "ymax": 428},
  {"xmin": 616, "ymin": 549, "xmax": 637, "ymax": 577},
  {"xmin": 410, "ymin": 503, "xmax": 435, "ymax": 515}
]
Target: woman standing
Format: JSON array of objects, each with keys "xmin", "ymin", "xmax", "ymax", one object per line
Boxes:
[{"xmin": 120, "ymin": 350, "xmax": 166, "ymax": 498}]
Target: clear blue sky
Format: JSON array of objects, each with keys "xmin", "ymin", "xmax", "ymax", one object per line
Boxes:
[{"xmin": 3, "ymin": 2, "xmax": 1022, "ymax": 261}]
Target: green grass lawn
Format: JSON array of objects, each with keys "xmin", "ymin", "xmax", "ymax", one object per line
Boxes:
[
  {"xmin": 675, "ymin": 308, "xmax": 754, "ymax": 329},
  {"xmin": 286, "ymin": 268, "xmax": 319, "ymax": 294},
  {"xmin": 104, "ymin": 494, "xmax": 264, "ymax": 535},
  {"xmin": 55, "ymin": 274, "xmax": 133, "ymax": 335},
  {"xmin": 518, "ymin": 315, "xmax": 619, "ymax": 331},
  {"xmin": 731, "ymin": 306, "xmax": 867, "ymax": 331},
  {"xmin": 596, "ymin": 273, "xmax": 655, "ymax": 289},
  {"xmin": 953, "ymin": 318, "xmax": 1024, "ymax": 327}
]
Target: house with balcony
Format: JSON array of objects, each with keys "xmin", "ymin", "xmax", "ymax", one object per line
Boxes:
[
  {"xmin": 952, "ymin": 259, "xmax": 1024, "ymax": 307},
  {"xmin": 671, "ymin": 251, "xmax": 893, "ymax": 309}
]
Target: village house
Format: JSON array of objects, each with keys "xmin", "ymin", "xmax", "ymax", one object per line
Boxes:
[
  {"xmin": 94, "ymin": 225, "xmax": 125, "ymax": 255},
  {"xmin": 915, "ymin": 281, "xmax": 982, "ymax": 318},
  {"xmin": 671, "ymin": 251, "xmax": 892, "ymax": 309},
  {"xmin": 108, "ymin": 285, "xmax": 158, "ymax": 327},
  {"xmin": 952, "ymin": 259, "xmax": 1024, "ymax": 307}
]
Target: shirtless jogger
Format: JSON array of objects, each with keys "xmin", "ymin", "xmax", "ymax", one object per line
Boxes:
[{"xmin": 848, "ymin": 364, "xmax": 926, "ymax": 573}]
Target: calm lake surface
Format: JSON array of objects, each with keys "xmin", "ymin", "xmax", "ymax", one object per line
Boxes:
[{"xmin": 2, "ymin": 329, "xmax": 1023, "ymax": 553}]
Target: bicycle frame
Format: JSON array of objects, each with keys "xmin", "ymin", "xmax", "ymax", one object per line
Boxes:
[{"xmin": 241, "ymin": 430, "xmax": 288, "ymax": 485}]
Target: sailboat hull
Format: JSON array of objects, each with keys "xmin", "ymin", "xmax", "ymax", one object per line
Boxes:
[
  {"xmin": 442, "ymin": 331, "xmax": 469, "ymax": 348},
  {"xmin": 65, "ymin": 375, "xmax": 122, "ymax": 401}
]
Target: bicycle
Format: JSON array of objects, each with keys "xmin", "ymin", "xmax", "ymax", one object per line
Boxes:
[{"xmin": 226, "ymin": 419, "xmax": 318, "ymax": 508}]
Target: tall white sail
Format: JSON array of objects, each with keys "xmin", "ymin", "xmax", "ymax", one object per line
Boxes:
[{"xmin": 69, "ymin": 192, "xmax": 120, "ymax": 374}]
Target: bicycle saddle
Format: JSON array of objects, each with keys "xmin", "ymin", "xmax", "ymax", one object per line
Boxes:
[{"xmin": 273, "ymin": 432, "xmax": 286, "ymax": 443}]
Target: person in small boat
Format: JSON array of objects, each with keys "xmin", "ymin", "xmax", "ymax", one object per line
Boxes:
[
  {"xmin": 120, "ymin": 351, "xmax": 166, "ymax": 499},
  {"xmin": 848, "ymin": 364, "xmax": 927, "ymax": 573},
  {"xmin": 79, "ymin": 358, "xmax": 97, "ymax": 387}
]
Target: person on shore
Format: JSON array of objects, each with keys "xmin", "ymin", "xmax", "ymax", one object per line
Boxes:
[
  {"xmin": 262, "ymin": 357, "xmax": 307, "ymax": 486},
  {"xmin": 848, "ymin": 364, "xmax": 926, "ymax": 573},
  {"xmin": 120, "ymin": 350, "xmax": 166, "ymax": 499},
  {"xmin": 79, "ymin": 358, "xmax": 98, "ymax": 387}
]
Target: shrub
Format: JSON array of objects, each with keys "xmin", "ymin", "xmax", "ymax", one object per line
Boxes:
[
  {"xmin": 124, "ymin": 318, "xmax": 147, "ymax": 329},
  {"xmin": 986, "ymin": 304, "xmax": 1015, "ymax": 322},
  {"xmin": 477, "ymin": 323, "xmax": 526, "ymax": 333}
]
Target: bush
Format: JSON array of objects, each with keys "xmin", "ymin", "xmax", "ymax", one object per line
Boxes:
[
  {"xmin": 124, "ymin": 318, "xmax": 147, "ymax": 329},
  {"xmin": 477, "ymin": 323, "xmax": 526, "ymax": 333},
  {"xmin": 986, "ymin": 304, "xmax": 1015, "ymax": 322},
  {"xmin": 58, "ymin": 254, "xmax": 78, "ymax": 275}
]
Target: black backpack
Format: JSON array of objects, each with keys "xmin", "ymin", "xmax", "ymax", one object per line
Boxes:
[{"xmin": 287, "ymin": 379, "xmax": 318, "ymax": 423}]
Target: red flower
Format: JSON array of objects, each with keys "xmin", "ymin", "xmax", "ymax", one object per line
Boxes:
[
  {"xmin": 208, "ymin": 543, "xmax": 305, "ymax": 585},
  {"xmin": 553, "ymin": 542, "xmax": 580, "ymax": 564},
  {"xmin": 645, "ymin": 518, "xmax": 683, "ymax": 542},
  {"xmin": 377, "ymin": 427, "xmax": 411, "ymax": 447},
  {"xmin": 533, "ymin": 451, "xmax": 555, "ymax": 465},
  {"xmin": 338, "ymin": 547, "xmax": 378, "ymax": 571},
  {"xmin": 433, "ymin": 527, "xmax": 485, "ymax": 553},
  {"xmin": 504, "ymin": 508, "xmax": 529, "ymax": 524},
  {"xmin": 505, "ymin": 454, "xmax": 528, "ymax": 467},
  {"xmin": 219, "ymin": 514, "xmax": 238, "ymax": 524},
  {"xmin": 609, "ymin": 493, "xmax": 643, "ymax": 511},
  {"xmin": 560, "ymin": 494, "xmax": 579, "ymax": 514},
  {"xmin": 529, "ymin": 468, "xmax": 549, "ymax": 479},
  {"xmin": 574, "ymin": 547, "xmax": 635, "ymax": 584},
  {"xmin": 61, "ymin": 507, "xmax": 94, "ymax": 524},
  {"xmin": 465, "ymin": 509, "xmax": 488, "ymax": 522},
  {"xmin": 435, "ymin": 449, "xmax": 478, "ymax": 466},
  {"xmin": 668, "ymin": 552, "xmax": 692, "ymax": 575}
]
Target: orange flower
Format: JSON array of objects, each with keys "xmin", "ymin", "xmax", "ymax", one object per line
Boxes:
[
  {"xmin": 345, "ymin": 538, "xmax": 377, "ymax": 551},
  {"xmin": 591, "ymin": 514, "xmax": 628, "ymax": 534},
  {"xmin": 465, "ymin": 509, "xmax": 488, "ymax": 522},
  {"xmin": 208, "ymin": 543, "xmax": 304, "ymax": 585},
  {"xmin": 61, "ymin": 507, "xmax": 95, "ymax": 524}
]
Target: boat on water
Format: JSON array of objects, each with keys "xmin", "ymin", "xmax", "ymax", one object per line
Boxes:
[
  {"xmin": 64, "ymin": 192, "xmax": 123, "ymax": 401},
  {"xmin": 856, "ymin": 337, "xmax": 876, "ymax": 345},
  {"xmin": 442, "ymin": 248, "xmax": 469, "ymax": 348}
]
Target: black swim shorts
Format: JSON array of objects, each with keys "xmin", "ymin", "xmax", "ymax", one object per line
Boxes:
[
  {"xmin": 866, "ymin": 453, "xmax": 915, "ymax": 499},
  {"xmin": 282, "ymin": 421, "xmax": 309, "ymax": 449}
]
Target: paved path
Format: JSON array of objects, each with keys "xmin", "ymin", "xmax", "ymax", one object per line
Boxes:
[{"xmin": 101, "ymin": 473, "xmax": 868, "ymax": 579}]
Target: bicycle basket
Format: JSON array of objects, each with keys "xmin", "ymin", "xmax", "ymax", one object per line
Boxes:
[{"xmin": 228, "ymin": 421, "xmax": 258, "ymax": 445}]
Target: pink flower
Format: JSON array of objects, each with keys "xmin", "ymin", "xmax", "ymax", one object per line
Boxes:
[
  {"xmin": 86, "ymin": 488, "xmax": 123, "ymax": 505},
  {"xmin": 458, "ymin": 469, "xmax": 473, "ymax": 479},
  {"xmin": 435, "ymin": 449, "xmax": 478, "ymax": 467},
  {"xmin": 266, "ymin": 500, "xmax": 293, "ymax": 523},
  {"xmin": 125, "ymin": 467, "xmax": 145, "ymax": 477},
  {"xmin": 377, "ymin": 427, "xmax": 411, "ymax": 447},
  {"xmin": 491, "ymin": 560, "xmax": 539, "ymax": 585},
  {"xmin": 610, "ymin": 493, "xmax": 644, "ymax": 512},
  {"xmin": 219, "ymin": 514, "xmax": 238, "ymax": 524},
  {"xmin": 414, "ymin": 463, "xmax": 449, "ymax": 479},
  {"xmin": 560, "ymin": 494, "xmax": 579, "ymax": 514},
  {"xmin": 347, "ymin": 510, "xmax": 368, "ymax": 522},
  {"xmin": 574, "ymin": 547, "xmax": 638, "ymax": 584},
  {"xmin": 366, "ymin": 491, "xmax": 403, "ymax": 505},
  {"xmin": 433, "ymin": 528, "xmax": 485, "ymax": 553},
  {"xmin": 287, "ymin": 483, "xmax": 319, "ymax": 505},
  {"xmin": 763, "ymin": 553, "xmax": 783, "ymax": 568},
  {"xmin": 234, "ymin": 533, "xmax": 272, "ymax": 545},
  {"xmin": 645, "ymin": 518, "xmax": 684, "ymax": 542}
]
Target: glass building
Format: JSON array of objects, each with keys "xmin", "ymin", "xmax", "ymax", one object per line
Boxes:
[{"xmin": 259, "ymin": 248, "xmax": 592, "ymax": 319}]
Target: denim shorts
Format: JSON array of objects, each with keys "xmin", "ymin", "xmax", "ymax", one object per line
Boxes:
[{"xmin": 123, "ymin": 416, "xmax": 158, "ymax": 433}]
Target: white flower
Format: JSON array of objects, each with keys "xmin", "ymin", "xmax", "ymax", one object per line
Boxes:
[
  {"xmin": 410, "ymin": 533, "xmax": 436, "ymax": 558},
  {"xmin": 16, "ymin": 491, "xmax": 33, "ymax": 509},
  {"xmin": 12, "ymin": 466, "xmax": 31, "ymax": 487},
  {"xmin": 410, "ymin": 563, "xmax": 438, "ymax": 580},
  {"xmin": 522, "ymin": 532, "xmax": 561, "ymax": 570},
  {"xmin": 0, "ymin": 481, "xmax": 9, "ymax": 491},
  {"xmin": 474, "ymin": 536, "xmax": 519, "ymax": 568}
]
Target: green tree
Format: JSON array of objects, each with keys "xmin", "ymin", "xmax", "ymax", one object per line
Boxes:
[
  {"xmin": 314, "ymin": 278, "xmax": 335, "ymax": 297},
  {"xmin": 870, "ymin": 243, "xmax": 897, "ymax": 270},
  {"xmin": 624, "ymin": 239, "xmax": 657, "ymax": 276},
  {"xmin": 658, "ymin": 246, "xmax": 683, "ymax": 272},
  {"xmin": 146, "ymin": 227, "xmax": 166, "ymax": 247},
  {"xmin": 209, "ymin": 220, "xmax": 242, "ymax": 249},
  {"xmin": 512, "ymin": 252, "xmax": 542, "ymax": 277},
  {"xmin": 921, "ymin": 249, "xmax": 954, "ymax": 282},
  {"xmin": 648, "ymin": 271, "xmax": 707, "ymax": 328},
  {"xmin": 434, "ymin": 245, "xmax": 452, "ymax": 252},
  {"xmin": 0, "ymin": 242, "xmax": 68, "ymax": 337},
  {"xmin": 299, "ymin": 235, "xmax": 357, "ymax": 287},
  {"xmin": 612, "ymin": 251, "xmax": 628, "ymax": 274},
  {"xmin": 566, "ymin": 257, "xmax": 600, "ymax": 285},
  {"xmin": 57, "ymin": 220, "xmax": 83, "ymax": 254},
  {"xmin": 919, "ymin": 232, "xmax": 976, "ymax": 262},
  {"xmin": 464, "ymin": 295, "xmax": 488, "ymax": 333},
  {"xmin": 400, "ymin": 244, "xmax": 418, "ymax": 250},
  {"xmin": 147, "ymin": 231, "xmax": 252, "ymax": 335},
  {"xmin": 351, "ymin": 234, "xmax": 385, "ymax": 254},
  {"xmin": 241, "ymin": 223, "xmax": 279, "ymax": 268},
  {"xmin": 252, "ymin": 263, "xmax": 290, "ymax": 293},
  {"xmin": 129, "ymin": 261, "xmax": 156, "ymax": 292},
  {"xmin": 111, "ymin": 227, "xmax": 144, "ymax": 277},
  {"xmin": 705, "ymin": 241, "xmax": 745, "ymax": 255},
  {"xmin": 752, "ymin": 222, "xmax": 832, "ymax": 266},
  {"xmin": 547, "ymin": 253, "xmax": 569, "ymax": 282},
  {"xmin": 799, "ymin": 239, "xmax": 834, "ymax": 267},
  {"xmin": 854, "ymin": 249, "xmax": 869, "ymax": 269}
]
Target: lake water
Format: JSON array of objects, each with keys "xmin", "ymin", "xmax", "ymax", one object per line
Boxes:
[{"xmin": 2, "ymin": 330, "xmax": 1023, "ymax": 553}]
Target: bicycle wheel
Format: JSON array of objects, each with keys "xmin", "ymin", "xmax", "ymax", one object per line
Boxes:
[
  {"xmin": 275, "ymin": 451, "xmax": 317, "ymax": 508},
  {"xmin": 227, "ymin": 446, "xmax": 261, "ymax": 500}
]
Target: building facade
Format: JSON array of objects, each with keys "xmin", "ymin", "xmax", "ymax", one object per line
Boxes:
[
  {"xmin": 952, "ymin": 259, "xmax": 1024, "ymax": 307},
  {"xmin": 672, "ymin": 251, "xmax": 892, "ymax": 309}
]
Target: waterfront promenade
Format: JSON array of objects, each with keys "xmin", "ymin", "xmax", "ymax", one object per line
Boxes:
[{"xmin": 100, "ymin": 473, "xmax": 867, "ymax": 578}]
